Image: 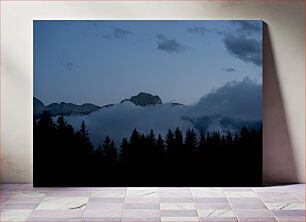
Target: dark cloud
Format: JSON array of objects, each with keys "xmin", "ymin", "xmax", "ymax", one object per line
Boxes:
[
  {"xmin": 232, "ymin": 21, "xmax": 261, "ymax": 33},
  {"xmin": 101, "ymin": 28, "xmax": 133, "ymax": 40},
  {"xmin": 223, "ymin": 34, "xmax": 262, "ymax": 66},
  {"xmin": 225, "ymin": 67, "xmax": 235, "ymax": 72},
  {"xmin": 113, "ymin": 28, "xmax": 132, "ymax": 39},
  {"xmin": 185, "ymin": 78, "xmax": 262, "ymax": 133},
  {"xmin": 187, "ymin": 26, "xmax": 209, "ymax": 36},
  {"xmin": 60, "ymin": 62, "xmax": 78, "ymax": 71},
  {"xmin": 156, "ymin": 34, "xmax": 188, "ymax": 53},
  {"xmin": 193, "ymin": 78, "xmax": 262, "ymax": 121}
]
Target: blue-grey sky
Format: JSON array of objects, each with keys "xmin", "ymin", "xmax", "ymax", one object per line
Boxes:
[{"xmin": 34, "ymin": 20, "xmax": 262, "ymax": 106}]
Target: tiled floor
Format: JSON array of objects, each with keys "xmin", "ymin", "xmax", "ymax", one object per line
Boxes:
[{"xmin": 0, "ymin": 184, "xmax": 305, "ymax": 222}]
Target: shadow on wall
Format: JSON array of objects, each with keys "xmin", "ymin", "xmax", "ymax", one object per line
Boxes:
[{"xmin": 263, "ymin": 23, "xmax": 298, "ymax": 184}]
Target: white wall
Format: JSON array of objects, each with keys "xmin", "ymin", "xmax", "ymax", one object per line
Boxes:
[{"xmin": 1, "ymin": 0, "xmax": 304, "ymax": 184}]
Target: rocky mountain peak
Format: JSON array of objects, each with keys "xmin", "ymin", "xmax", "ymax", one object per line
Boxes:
[{"xmin": 120, "ymin": 92, "xmax": 162, "ymax": 106}]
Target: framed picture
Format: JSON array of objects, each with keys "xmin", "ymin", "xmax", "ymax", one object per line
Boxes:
[{"xmin": 34, "ymin": 20, "xmax": 262, "ymax": 186}]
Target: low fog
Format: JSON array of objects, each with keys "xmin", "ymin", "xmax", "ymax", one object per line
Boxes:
[{"xmin": 63, "ymin": 78, "xmax": 262, "ymax": 147}]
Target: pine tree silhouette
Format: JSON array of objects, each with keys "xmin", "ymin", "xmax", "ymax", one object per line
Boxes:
[
  {"xmin": 199, "ymin": 130, "xmax": 206, "ymax": 150},
  {"xmin": 34, "ymin": 111, "xmax": 57, "ymax": 185},
  {"xmin": 185, "ymin": 128, "xmax": 197, "ymax": 150},
  {"xmin": 34, "ymin": 111, "xmax": 262, "ymax": 187},
  {"xmin": 119, "ymin": 138, "xmax": 130, "ymax": 163},
  {"xmin": 74, "ymin": 120, "xmax": 95, "ymax": 185}
]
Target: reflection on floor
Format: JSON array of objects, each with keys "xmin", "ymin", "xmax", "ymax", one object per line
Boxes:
[{"xmin": 0, "ymin": 184, "xmax": 305, "ymax": 222}]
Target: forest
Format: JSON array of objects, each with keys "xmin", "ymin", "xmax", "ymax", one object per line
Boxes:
[{"xmin": 34, "ymin": 111, "xmax": 262, "ymax": 187}]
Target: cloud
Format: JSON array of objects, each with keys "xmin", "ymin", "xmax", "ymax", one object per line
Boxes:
[
  {"xmin": 224, "ymin": 67, "xmax": 235, "ymax": 72},
  {"xmin": 191, "ymin": 78, "xmax": 262, "ymax": 120},
  {"xmin": 101, "ymin": 28, "xmax": 133, "ymax": 40},
  {"xmin": 223, "ymin": 34, "xmax": 262, "ymax": 66},
  {"xmin": 232, "ymin": 21, "xmax": 261, "ymax": 33},
  {"xmin": 113, "ymin": 28, "xmax": 132, "ymax": 39},
  {"xmin": 64, "ymin": 102, "xmax": 193, "ymax": 146},
  {"xmin": 156, "ymin": 34, "xmax": 188, "ymax": 53},
  {"xmin": 60, "ymin": 62, "xmax": 79, "ymax": 71},
  {"xmin": 187, "ymin": 26, "xmax": 209, "ymax": 36},
  {"xmin": 62, "ymin": 78, "xmax": 262, "ymax": 147},
  {"xmin": 182, "ymin": 77, "xmax": 262, "ymax": 133}
]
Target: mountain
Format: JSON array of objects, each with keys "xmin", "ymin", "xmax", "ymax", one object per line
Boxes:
[
  {"xmin": 34, "ymin": 92, "xmax": 163, "ymax": 119},
  {"xmin": 34, "ymin": 97, "xmax": 46, "ymax": 119},
  {"xmin": 46, "ymin": 102, "xmax": 101, "ymax": 116},
  {"xmin": 34, "ymin": 97, "xmax": 101, "ymax": 119},
  {"xmin": 120, "ymin": 92, "xmax": 162, "ymax": 106}
]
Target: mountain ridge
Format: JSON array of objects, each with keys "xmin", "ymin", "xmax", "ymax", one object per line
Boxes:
[
  {"xmin": 34, "ymin": 92, "xmax": 167, "ymax": 118},
  {"xmin": 34, "ymin": 98, "xmax": 101, "ymax": 119}
]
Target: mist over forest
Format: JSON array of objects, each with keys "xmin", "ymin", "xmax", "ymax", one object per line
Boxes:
[
  {"xmin": 34, "ymin": 110, "xmax": 262, "ymax": 186},
  {"xmin": 38, "ymin": 78, "xmax": 261, "ymax": 147}
]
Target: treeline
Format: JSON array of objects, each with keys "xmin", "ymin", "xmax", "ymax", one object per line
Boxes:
[{"xmin": 34, "ymin": 111, "xmax": 262, "ymax": 187}]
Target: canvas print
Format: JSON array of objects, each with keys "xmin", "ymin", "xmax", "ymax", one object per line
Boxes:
[{"xmin": 34, "ymin": 20, "xmax": 263, "ymax": 186}]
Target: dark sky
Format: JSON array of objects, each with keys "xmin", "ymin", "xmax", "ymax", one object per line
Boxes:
[{"xmin": 34, "ymin": 20, "xmax": 262, "ymax": 106}]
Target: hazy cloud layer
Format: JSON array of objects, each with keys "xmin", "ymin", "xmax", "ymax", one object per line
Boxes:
[
  {"xmin": 223, "ymin": 34, "xmax": 262, "ymax": 66},
  {"xmin": 187, "ymin": 26, "xmax": 209, "ymax": 36},
  {"xmin": 65, "ymin": 103, "xmax": 192, "ymax": 146},
  {"xmin": 156, "ymin": 34, "xmax": 188, "ymax": 53},
  {"xmin": 232, "ymin": 21, "xmax": 261, "ymax": 33},
  {"xmin": 64, "ymin": 78, "xmax": 262, "ymax": 147}
]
